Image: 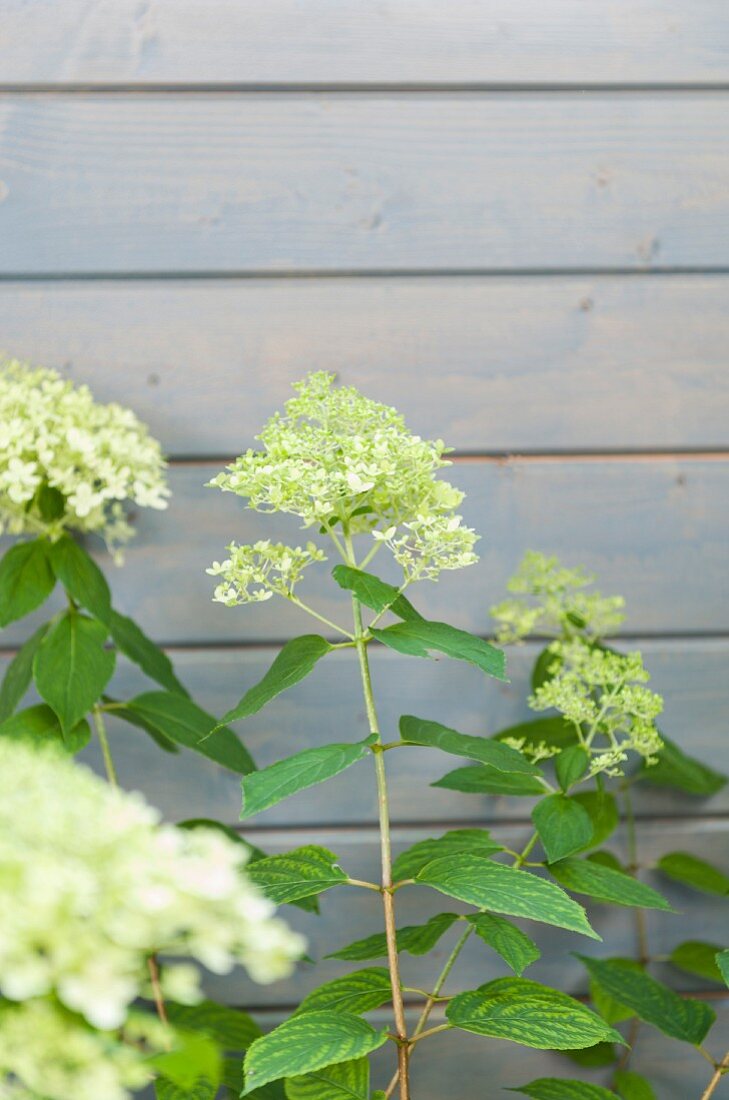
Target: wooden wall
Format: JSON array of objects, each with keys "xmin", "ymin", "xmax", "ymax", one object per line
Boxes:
[{"xmin": 1, "ymin": 4, "xmax": 728, "ymax": 1095}]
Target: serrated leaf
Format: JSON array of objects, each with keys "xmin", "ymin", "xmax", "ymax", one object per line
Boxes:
[
  {"xmin": 331, "ymin": 566, "xmax": 422, "ymax": 622},
  {"xmin": 492, "ymin": 716, "xmax": 576, "ymax": 751},
  {"xmin": 571, "ymin": 791, "xmax": 618, "ymax": 848},
  {"xmin": 432, "ymin": 765, "xmax": 546, "ymax": 797},
  {"xmin": 614, "ymin": 1069, "xmax": 657, "ymax": 1100},
  {"xmin": 416, "ymin": 855, "xmax": 599, "ymax": 939},
  {"xmin": 33, "ymin": 611, "xmax": 114, "ymax": 735},
  {"xmin": 656, "ymin": 851, "xmax": 729, "ymax": 896},
  {"xmin": 561, "ymin": 1041, "xmax": 616, "ymax": 1068},
  {"xmin": 0, "ymin": 702, "xmax": 90, "ymax": 753},
  {"xmin": 589, "ymin": 977, "xmax": 634, "ymax": 1027},
  {"xmin": 400, "ymin": 715, "xmax": 539, "ymax": 775},
  {"xmin": 125, "ymin": 692, "xmax": 254, "ymax": 774},
  {"xmin": 510, "ymin": 1079, "xmax": 618, "ymax": 1099},
  {"xmin": 150, "ymin": 1031, "xmax": 222, "ymax": 1090},
  {"xmin": 371, "ymin": 620, "xmax": 506, "ymax": 680},
  {"xmin": 532, "ymin": 795, "xmax": 594, "ymax": 863},
  {"xmin": 549, "ymin": 859, "xmax": 673, "ymax": 911},
  {"xmin": 447, "ymin": 978, "xmax": 622, "ymax": 1050},
  {"xmin": 640, "ymin": 734, "xmax": 726, "ymax": 796},
  {"xmin": 155, "ymin": 1077, "xmax": 215, "ymax": 1100},
  {"xmin": 49, "ymin": 536, "xmax": 111, "ymax": 624},
  {"xmin": 466, "ymin": 913, "xmax": 540, "ymax": 976},
  {"xmin": 392, "ymin": 828, "xmax": 503, "ymax": 882},
  {"xmin": 109, "ymin": 610, "xmax": 189, "ymax": 696},
  {"xmin": 0, "ymin": 623, "xmax": 48, "ymax": 720},
  {"xmin": 555, "ymin": 746, "xmax": 589, "ymax": 792},
  {"xmin": 242, "ymin": 1012, "xmax": 388, "ymax": 1094},
  {"xmin": 285, "ymin": 1056, "xmax": 370, "ymax": 1100},
  {"xmin": 669, "ymin": 941, "xmax": 725, "ymax": 984},
  {"xmin": 241, "ymin": 739, "xmax": 372, "ymax": 820},
  {"xmin": 166, "ymin": 1001, "xmax": 261, "ymax": 1050},
  {"xmin": 294, "ymin": 969, "xmax": 391, "ymax": 1016},
  {"xmin": 247, "ymin": 846, "xmax": 347, "ymax": 905},
  {"xmin": 716, "ymin": 950, "xmax": 729, "ymax": 987},
  {"xmin": 0, "ymin": 539, "xmax": 55, "ymax": 627},
  {"xmin": 576, "ymin": 955, "xmax": 716, "ymax": 1044},
  {"xmin": 326, "ymin": 913, "xmax": 460, "ymax": 962},
  {"xmin": 214, "ymin": 636, "xmax": 333, "ymax": 730}
]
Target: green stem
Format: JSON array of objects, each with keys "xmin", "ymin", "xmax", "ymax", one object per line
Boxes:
[
  {"xmin": 700, "ymin": 1049, "xmax": 729, "ymax": 1098},
  {"xmin": 286, "ymin": 594, "xmax": 354, "ymax": 639},
  {"xmin": 93, "ymin": 705, "xmax": 118, "ymax": 789}
]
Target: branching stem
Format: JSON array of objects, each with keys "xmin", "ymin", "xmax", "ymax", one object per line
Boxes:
[{"xmin": 92, "ymin": 705, "xmax": 118, "ymax": 789}]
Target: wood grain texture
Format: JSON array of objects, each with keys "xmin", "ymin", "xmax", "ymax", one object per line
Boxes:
[
  {"xmin": 2, "ymin": 276, "xmax": 728, "ymax": 453},
  {"xmin": 3, "ymin": 1, "xmax": 729, "ymax": 86},
  {"xmin": 1, "ymin": 94, "xmax": 728, "ymax": 273}
]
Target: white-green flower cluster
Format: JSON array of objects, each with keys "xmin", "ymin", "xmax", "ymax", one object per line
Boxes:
[
  {"xmin": 0, "ymin": 360, "xmax": 170, "ymax": 559},
  {"xmin": 208, "ymin": 372, "xmax": 478, "ymax": 593},
  {"xmin": 0, "ymin": 740, "xmax": 305, "ymax": 1099},
  {"xmin": 491, "ymin": 551, "xmax": 625, "ymax": 644},
  {"xmin": 207, "ymin": 539, "xmax": 327, "ymax": 606}
]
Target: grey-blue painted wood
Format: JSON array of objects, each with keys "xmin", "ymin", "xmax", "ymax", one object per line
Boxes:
[
  {"xmin": 3, "ymin": 1, "xmax": 729, "ymax": 86},
  {"xmin": 1, "ymin": 94, "xmax": 728, "ymax": 273},
  {"xmin": 2, "ymin": 275, "xmax": 727, "ymax": 453}
]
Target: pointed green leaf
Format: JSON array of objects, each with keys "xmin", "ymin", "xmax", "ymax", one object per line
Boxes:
[
  {"xmin": 214, "ymin": 636, "xmax": 333, "ymax": 730},
  {"xmin": 549, "ymin": 859, "xmax": 673, "ymax": 911},
  {"xmin": 531, "ymin": 645, "xmax": 562, "ymax": 692},
  {"xmin": 150, "ymin": 1031, "xmax": 222, "ymax": 1090},
  {"xmin": 166, "ymin": 1000, "xmax": 261, "ymax": 1051},
  {"xmin": 492, "ymin": 716, "xmax": 576, "ymax": 751},
  {"xmin": 432, "ymin": 765, "xmax": 546, "ymax": 797},
  {"xmin": 561, "ymin": 1042, "xmax": 616, "ymax": 1068},
  {"xmin": 294, "ymin": 969, "xmax": 391, "ymax": 1016},
  {"xmin": 242, "ymin": 1012, "xmax": 388, "ymax": 1094},
  {"xmin": 532, "ymin": 795, "xmax": 594, "ymax": 863},
  {"xmin": 571, "ymin": 791, "xmax": 618, "ymax": 848},
  {"xmin": 716, "ymin": 950, "xmax": 729, "ymax": 987},
  {"xmin": 327, "ymin": 913, "xmax": 460, "ymax": 962},
  {"xmin": 241, "ymin": 739, "xmax": 372, "ymax": 820},
  {"xmin": 247, "ymin": 846, "xmax": 347, "ymax": 905},
  {"xmin": 510, "ymin": 1080, "xmax": 618, "ymax": 1099},
  {"xmin": 110, "ymin": 694, "xmax": 180, "ymax": 754},
  {"xmin": 576, "ymin": 955, "xmax": 716, "ymax": 1044},
  {"xmin": 656, "ymin": 851, "xmax": 729, "ymax": 896},
  {"xmin": 0, "ymin": 702, "xmax": 90, "ymax": 753},
  {"xmin": 590, "ymin": 978, "xmax": 635, "ymax": 1027},
  {"xmin": 371, "ymin": 620, "xmax": 506, "ymax": 680},
  {"xmin": 586, "ymin": 850, "xmax": 624, "ymax": 873},
  {"xmin": 640, "ymin": 734, "xmax": 726, "ymax": 796},
  {"xmin": 285, "ymin": 1056, "xmax": 370, "ymax": 1100},
  {"xmin": 416, "ymin": 855, "xmax": 599, "ymax": 938},
  {"xmin": 125, "ymin": 692, "xmax": 254, "ymax": 774},
  {"xmin": 447, "ymin": 978, "xmax": 622, "ymax": 1050},
  {"xmin": 466, "ymin": 913, "xmax": 540, "ymax": 976},
  {"xmin": 614, "ymin": 1070, "xmax": 657, "ymax": 1100},
  {"xmin": 0, "ymin": 539, "xmax": 55, "ymax": 627},
  {"xmin": 155, "ymin": 1078, "xmax": 215, "ymax": 1100},
  {"xmin": 36, "ymin": 483, "xmax": 65, "ymax": 522},
  {"xmin": 331, "ymin": 566, "xmax": 422, "ymax": 622},
  {"xmin": 33, "ymin": 611, "xmax": 114, "ymax": 735},
  {"xmin": 0, "ymin": 623, "xmax": 49, "ymax": 720},
  {"xmin": 109, "ymin": 610, "xmax": 189, "ymax": 696},
  {"xmin": 392, "ymin": 828, "xmax": 503, "ymax": 882},
  {"xmin": 400, "ymin": 715, "xmax": 539, "ymax": 775},
  {"xmin": 669, "ymin": 941, "xmax": 725, "ymax": 984},
  {"xmin": 49, "ymin": 536, "xmax": 111, "ymax": 625},
  {"xmin": 555, "ymin": 746, "xmax": 589, "ymax": 792}
]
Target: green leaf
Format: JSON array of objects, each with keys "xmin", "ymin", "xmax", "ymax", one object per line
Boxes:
[
  {"xmin": 555, "ymin": 746, "xmax": 589, "ymax": 792},
  {"xmin": 532, "ymin": 795, "xmax": 594, "ymax": 863},
  {"xmin": 327, "ymin": 913, "xmax": 460, "ymax": 962},
  {"xmin": 49, "ymin": 536, "xmax": 111, "ymax": 625},
  {"xmin": 614, "ymin": 1070, "xmax": 657, "ymax": 1100},
  {"xmin": 510, "ymin": 1080, "xmax": 618, "ymax": 1099},
  {"xmin": 166, "ymin": 1000, "xmax": 261, "ymax": 1050},
  {"xmin": 0, "ymin": 539, "xmax": 55, "ymax": 627},
  {"xmin": 586, "ymin": 850, "xmax": 624, "ymax": 873},
  {"xmin": 571, "ymin": 791, "xmax": 618, "ymax": 849},
  {"xmin": 669, "ymin": 941, "xmax": 725, "ymax": 984},
  {"xmin": 36, "ymin": 483, "xmax": 65, "ymax": 522},
  {"xmin": 109, "ymin": 610, "xmax": 189, "ymax": 696},
  {"xmin": 371, "ymin": 620, "xmax": 506, "ymax": 680},
  {"xmin": 110, "ymin": 694, "xmax": 180, "ymax": 754},
  {"xmin": 392, "ymin": 828, "xmax": 503, "ymax": 882},
  {"xmin": 416, "ymin": 855, "xmax": 599, "ymax": 939},
  {"xmin": 247, "ymin": 846, "xmax": 348, "ymax": 905},
  {"xmin": 294, "ymin": 969, "xmax": 392, "ymax": 1016},
  {"xmin": 640, "ymin": 734, "xmax": 726, "ymax": 796},
  {"xmin": 242, "ymin": 1012, "xmax": 388, "ymax": 1094},
  {"xmin": 331, "ymin": 566, "xmax": 422, "ymax": 622},
  {"xmin": 0, "ymin": 702, "xmax": 90, "ymax": 753},
  {"xmin": 214, "ymin": 636, "xmax": 333, "ymax": 730},
  {"xmin": 155, "ymin": 1078, "xmax": 215, "ymax": 1100},
  {"xmin": 400, "ymin": 715, "xmax": 539, "ymax": 775},
  {"xmin": 0, "ymin": 623, "xmax": 49, "ymax": 720},
  {"xmin": 124, "ymin": 692, "xmax": 254, "ymax": 774},
  {"xmin": 492, "ymin": 716, "xmax": 576, "ymax": 751},
  {"xmin": 432, "ymin": 766, "xmax": 546, "ymax": 797},
  {"xmin": 466, "ymin": 913, "xmax": 540, "ymax": 976},
  {"xmin": 150, "ymin": 1031, "xmax": 222, "ymax": 1090},
  {"xmin": 716, "ymin": 950, "xmax": 729, "ymax": 987},
  {"xmin": 576, "ymin": 955, "xmax": 716, "ymax": 1044},
  {"xmin": 33, "ymin": 611, "xmax": 114, "ymax": 735},
  {"xmin": 447, "ymin": 978, "xmax": 622, "ymax": 1050},
  {"xmin": 241, "ymin": 739, "xmax": 372, "ymax": 820},
  {"xmin": 531, "ymin": 646, "xmax": 562, "ymax": 692},
  {"xmin": 561, "ymin": 1042, "xmax": 616, "ymax": 1068},
  {"xmin": 656, "ymin": 851, "xmax": 729, "ymax": 896},
  {"xmin": 549, "ymin": 859, "xmax": 673, "ymax": 911},
  {"xmin": 285, "ymin": 1057, "xmax": 369, "ymax": 1100},
  {"xmin": 589, "ymin": 976, "xmax": 635, "ymax": 1027}
]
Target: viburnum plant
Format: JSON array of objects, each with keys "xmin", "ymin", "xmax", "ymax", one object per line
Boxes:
[{"xmin": 204, "ymin": 372, "xmax": 728, "ymax": 1099}]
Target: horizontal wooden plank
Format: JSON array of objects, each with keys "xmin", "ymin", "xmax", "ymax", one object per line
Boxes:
[
  {"xmin": 1, "ymin": 94, "xmax": 728, "ymax": 273},
  {"xmin": 2, "ymin": 276, "xmax": 728, "ymax": 452},
  {"xmin": 3, "ymin": 1, "xmax": 728, "ymax": 86}
]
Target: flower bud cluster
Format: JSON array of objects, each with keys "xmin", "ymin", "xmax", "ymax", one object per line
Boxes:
[{"xmin": 207, "ymin": 539, "xmax": 327, "ymax": 605}]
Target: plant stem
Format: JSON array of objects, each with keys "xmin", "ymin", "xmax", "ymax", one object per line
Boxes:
[
  {"xmin": 147, "ymin": 955, "xmax": 169, "ymax": 1026},
  {"xmin": 287, "ymin": 595, "xmax": 354, "ymax": 639},
  {"xmin": 700, "ymin": 1050, "xmax": 729, "ymax": 1099},
  {"xmin": 623, "ymin": 787, "xmax": 649, "ymax": 965},
  {"xmin": 92, "ymin": 705, "xmax": 118, "ymax": 789}
]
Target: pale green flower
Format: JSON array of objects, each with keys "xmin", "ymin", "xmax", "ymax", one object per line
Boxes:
[
  {"xmin": 0, "ymin": 360, "xmax": 170, "ymax": 559},
  {"xmin": 207, "ymin": 539, "xmax": 327, "ymax": 605}
]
